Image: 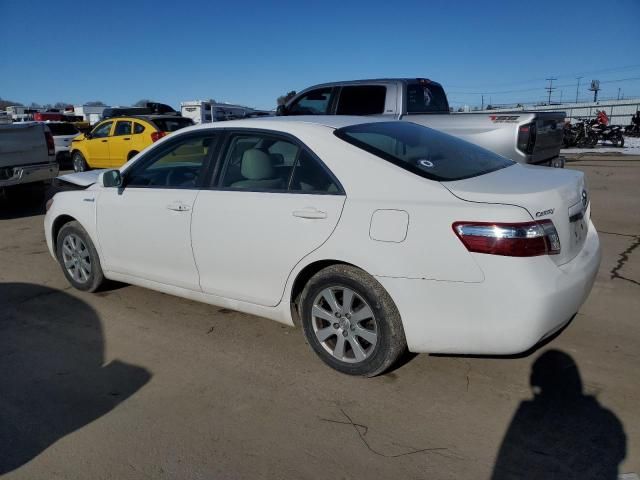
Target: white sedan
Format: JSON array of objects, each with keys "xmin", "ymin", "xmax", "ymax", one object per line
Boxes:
[{"xmin": 45, "ymin": 117, "xmax": 601, "ymax": 376}]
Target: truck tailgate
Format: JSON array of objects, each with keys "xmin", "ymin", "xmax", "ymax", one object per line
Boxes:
[{"xmin": 0, "ymin": 123, "xmax": 50, "ymax": 169}]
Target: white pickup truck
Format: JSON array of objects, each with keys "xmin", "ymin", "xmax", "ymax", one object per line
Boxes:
[
  {"xmin": 0, "ymin": 122, "xmax": 59, "ymax": 191},
  {"xmin": 278, "ymin": 78, "xmax": 566, "ymax": 167}
]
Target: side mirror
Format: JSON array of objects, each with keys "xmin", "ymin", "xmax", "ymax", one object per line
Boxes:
[
  {"xmin": 99, "ymin": 169, "xmax": 122, "ymax": 188},
  {"xmin": 85, "ymin": 132, "xmax": 93, "ymax": 139},
  {"xmin": 276, "ymin": 104, "xmax": 287, "ymax": 116}
]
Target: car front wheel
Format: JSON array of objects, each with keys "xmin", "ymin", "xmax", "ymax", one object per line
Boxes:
[
  {"xmin": 56, "ymin": 221, "xmax": 105, "ymax": 292},
  {"xmin": 299, "ymin": 264, "xmax": 407, "ymax": 376},
  {"xmin": 72, "ymin": 151, "xmax": 89, "ymax": 172}
]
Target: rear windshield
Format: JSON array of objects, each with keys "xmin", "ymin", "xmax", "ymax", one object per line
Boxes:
[
  {"xmin": 406, "ymin": 83, "xmax": 449, "ymax": 113},
  {"xmin": 334, "ymin": 121, "xmax": 513, "ymax": 181},
  {"xmin": 151, "ymin": 117, "xmax": 194, "ymax": 132},
  {"xmin": 47, "ymin": 123, "xmax": 79, "ymax": 135}
]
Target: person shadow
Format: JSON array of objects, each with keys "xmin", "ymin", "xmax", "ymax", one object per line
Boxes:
[
  {"xmin": 491, "ymin": 349, "xmax": 626, "ymax": 480},
  {"xmin": 0, "ymin": 282, "xmax": 152, "ymax": 475}
]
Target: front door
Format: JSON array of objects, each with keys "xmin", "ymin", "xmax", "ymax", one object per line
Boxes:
[
  {"xmin": 85, "ymin": 120, "xmax": 113, "ymax": 167},
  {"xmin": 191, "ymin": 131, "xmax": 346, "ymax": 307},
  {"xmin": 96, "ymin": 132, "xmax": 218, "ymax": 290}
]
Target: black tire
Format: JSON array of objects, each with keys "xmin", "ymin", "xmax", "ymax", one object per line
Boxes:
[
  {"xmin": 127, "ymin": 151, "xmax": 139, "ymax": 161},
  {"xmin": 588, "ymin": 132, "xmax": 598, "ymax": 147},
  {"xmin": 618, "ymin": 135, "xmax": 625, "ymax": 148},
  {"xmin": 299, "ymin": 264, "xmax": 407, "ymax": 377},
  {"xmin": 56, "ymin": 221, "xmax": 105, "ymax": 292},
  {"xmin": 72, "ymin": 151, "xmax": 89, "ymax": 172}
]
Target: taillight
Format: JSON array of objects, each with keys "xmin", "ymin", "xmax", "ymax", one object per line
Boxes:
[
  {"xmin": 517, "ymin": 122, "xmax": 536, "ymax": 154},
  {"xmin": 453, "ymin": 220, "xmax": 560, "ymax": 257},
  {"xmin": 45, "ymin": 131, "xmax": 55, "ymax": 155},
  {"xmin": 151, "ymin": 131, "xmax": 167, "ymax": 142}
]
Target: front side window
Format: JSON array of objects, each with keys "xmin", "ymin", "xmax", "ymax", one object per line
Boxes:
[
  {"xmin": 335, "ymin": 121, "xmax": 513, "ymax": 181},
  {"xmin": 91, "ymin": 121, "xmax": 113, "ymax": 138},
  {"xmin": 287, "ymin": 88, "xmax": 333, "ymax": 115},
  {"xmin": 114, "ymin": 121, "xmax": 132, "ymax": 136},
  {"xmin": 336, "ymin": 86, "xmax": 386, "ymax": 115},
  {"xmin": 126, "ymin": 134, "xmax": 216, "ymax": 189}
]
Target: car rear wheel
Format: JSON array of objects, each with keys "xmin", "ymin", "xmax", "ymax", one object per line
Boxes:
[
  {"xmin": 72, "ymin": 151, "xmax": 89, "ymax": 172},
  {"xmin": 127, "ymin": 151, "xmax": 139, "ymax": 161},
  {"xmin": 299, "ymin": 264, "xmax": 406, "ymax": 376},
  {"xmin": 56, "ymin": 221, "xmax": 105, "ymax": 292}
]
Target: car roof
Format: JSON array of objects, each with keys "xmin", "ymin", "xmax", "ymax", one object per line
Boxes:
[{"xmin": 186, "ymin": 115, "xmax": 391, "ymax": 132}]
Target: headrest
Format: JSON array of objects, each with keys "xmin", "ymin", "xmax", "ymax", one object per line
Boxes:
[{"xmin": 241, "ymin": 149, "xmax": 275, "ymax": 180}]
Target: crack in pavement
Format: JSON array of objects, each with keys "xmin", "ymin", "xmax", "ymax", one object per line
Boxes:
[
  {"xmin": 319, "ymin": 408, "xmax": 447, "ymax": 459},
  {"xmin": 610, "ymin": 234, "xmax": 640, "ymax": 286}
]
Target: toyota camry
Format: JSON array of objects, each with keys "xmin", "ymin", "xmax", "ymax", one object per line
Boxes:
[{"xmin": 45, "ymin": 117, "xmax": 601, "ymax": 376}]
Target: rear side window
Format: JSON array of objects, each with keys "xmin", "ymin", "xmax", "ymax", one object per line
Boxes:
[
  {"xmin": 47, "ymin": 123, "xmax": 79, "ymax": 135},
  {"xmin": 134, "ymin": 122, "xmax": 145, "ymax": 134},
  {"xmin": 335, "ymin": 121, "xmax": 513, "ymax": 181},
  {"xmin": 406, "ymin": 83, "xmax": 449, "ymax": 113},
  {"xmin": 336, "ymin": 86, "xmax": 386, "ymax": 115},
  {"xmin": 114, "ymin": 121, "xmax": 132, "ymax": 136},
  {"xmin": 151, "ymin": 117, "xmax": 194, "ymax": 132},
  {"xmin": 289, "ymin": 150, "xmax": 339, "ymax": 193},
  {"xmin": 287, "ymin": 88, "xmax": 332, "ymax": 115}
]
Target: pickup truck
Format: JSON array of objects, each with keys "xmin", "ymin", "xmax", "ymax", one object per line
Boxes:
[
  {"xmin": 277, "ymin": 78, "xmax": 566, "ymax": 167},
  {"xmin": 0, "ymin": 122, "xmax": 59, "ymax": 191}
]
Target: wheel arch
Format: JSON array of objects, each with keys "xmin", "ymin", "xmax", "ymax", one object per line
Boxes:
[
  {"xmin": 127, "ymin": 150, "xmax": 139, "ymax": 161},
  {"xmin": 51, "ymin": 214, "xmax": 78, "ymax": 252},
  {"xmin": 289, "ymin": 259, "xmax": 361, "ymax": 326}
]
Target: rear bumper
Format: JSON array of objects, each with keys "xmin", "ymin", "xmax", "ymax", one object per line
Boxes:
[
  {"xmin": 0, "ymin": 161, "xmax": 59, "ymax": 187},
  {"xmin": 377, "ymin": 221, "xmax": 601, "ymax": 354}
]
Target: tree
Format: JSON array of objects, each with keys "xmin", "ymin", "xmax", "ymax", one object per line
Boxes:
[
  {"xmin": 133, "ymin": 99, "xmax": 153, "ymax": 107},
  {"xmin": 54, "ymin": 102, "xmax": 71, "ymax": 110},
  {"xmin": 85, "ymin": 101, "xmax": 106, "ymax": 106},
  {"xmin": 0, "ymin": 97, "xmax": 23, "ymax": 109},
  {"xmin": 277, "ymin": 90, "xmax": 296, "ymax": 106}
]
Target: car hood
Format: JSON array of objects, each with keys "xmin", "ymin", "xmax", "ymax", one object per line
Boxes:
[{"xmin": 57, "ymin": 169, "xmax": 106, "ymax": 187}]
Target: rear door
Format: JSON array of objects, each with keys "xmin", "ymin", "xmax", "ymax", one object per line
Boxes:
[{"xmin": 191, "ymin": 130, "xmax": 346, "ymax": 307}]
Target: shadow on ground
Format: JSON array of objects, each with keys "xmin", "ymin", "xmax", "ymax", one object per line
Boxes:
[
  {"xmin": 491, "ymin": 349, "xmax": 626, "ymax": 479},
  {"xmin": 0, "ymin": 282, "xmax": 151, "ymax": 475}
]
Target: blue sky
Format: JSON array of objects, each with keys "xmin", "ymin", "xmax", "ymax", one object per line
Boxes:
[{"xmin": 1, "ymin": 0, "xmax": 639, "ymax": 110}]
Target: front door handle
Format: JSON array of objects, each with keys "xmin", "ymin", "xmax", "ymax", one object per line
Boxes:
[
  {"xmin": 292, "ymin": 208, "xmax": 327, "ymax": 219},
  {"xmin": 123, "ymin": 137, "xmax": 130, "ymax": 141},
  {"xmin": 167, "ymin": 202, "xmax": 191, "ymax": 212}
]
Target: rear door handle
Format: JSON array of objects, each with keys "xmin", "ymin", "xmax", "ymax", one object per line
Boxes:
[
  {"xmin": 123, "ymin": 137, "xmax": 130, "ymax": 141},
  {"xmin": 292, "ymin": 208, "xmax": 327, "ymax": 219},
  {"xmin": 167, "ymin": 202, "xmax": 191, "ymax": 212}
]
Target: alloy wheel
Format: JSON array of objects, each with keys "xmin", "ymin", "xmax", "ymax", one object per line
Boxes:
[
  {"xmin": 311, "ymin": 286, "xmax": 378, "ymax": 363},
  {"xmin": 61, "ymin": 233, "xmax": 91, "ymax": 283}
]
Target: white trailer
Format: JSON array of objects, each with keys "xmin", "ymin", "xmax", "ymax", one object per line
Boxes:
[
  {"xmin": 73, "ymin": 105, "xmax": 110, "ymax": 124},
  {"xmin": 180, "ymin": 101, "xmax": 255, "ymax": 124}
]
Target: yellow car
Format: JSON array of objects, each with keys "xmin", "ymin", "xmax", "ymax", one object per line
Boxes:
[{"xmin": 70, "ymin": 115, "xmax": 194, "ymax": 172}]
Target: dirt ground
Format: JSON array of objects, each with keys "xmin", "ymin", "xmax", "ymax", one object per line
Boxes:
[{"xmin": 1, "ymin": 156, "xmax": 638, "ymax": 479}]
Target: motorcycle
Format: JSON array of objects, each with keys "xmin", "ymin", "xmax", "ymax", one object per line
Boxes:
[
  {"xmin": 591, "ymin": 120, "xmax": 625, "ymax": 147},
  {"xmin": 563, "ymin": 119, "xmax": 598, "ymax": 148}
]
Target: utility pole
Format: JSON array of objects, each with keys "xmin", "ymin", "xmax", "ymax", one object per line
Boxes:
[
  {"xmin": 546, "ymin": 77, "xmax": 557, "ymax": 105},
  {"xmin": 575, "ymin": 76, "xmax": 582, "ymax": 103},
  {"xmin": 481, "ymin": 94, "xmax": 484, "ymax": 110},
  {"xmin": 617, "ymin": 88, "xmax": 621, "ymax": 100}
]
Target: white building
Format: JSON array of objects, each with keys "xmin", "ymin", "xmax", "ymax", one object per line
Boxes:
[{"xmin": 73, "ymin": 105, "xmax": 110, "ymax": 124}]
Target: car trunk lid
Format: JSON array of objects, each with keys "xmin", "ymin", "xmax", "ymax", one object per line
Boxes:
[{"xmin": 442, "ymin": 164, "xmax": 589, "ymax": 265}]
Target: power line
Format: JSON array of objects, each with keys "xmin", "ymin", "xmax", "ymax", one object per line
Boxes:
[
  {"xmin": 447, "ymin": 63, "xmax": 640, "ymax": 91},
  {"xmin": 546, "ymin": 78, "xmax": 557, "ymax": 104}
]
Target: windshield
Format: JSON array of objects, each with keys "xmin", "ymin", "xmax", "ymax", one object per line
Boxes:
[
  {"xmin": 48, "ymin": 123, "xmax": 79, "ymax": 135},
  {"xmin": 406, "ymin": 82, "xmax": 449, "ymax": 113},
  {"xmin": 151, "ymin": 117, "xmax": 194, "ymax": 132},
  {"xmin": 334, "ymin": 121, "xmax": 514, "ymax": 181}
]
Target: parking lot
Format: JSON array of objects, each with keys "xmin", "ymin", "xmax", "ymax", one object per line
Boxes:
[{"xmin": 1, "ymin": 155, "xmax": 639, "ymax": 479}]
